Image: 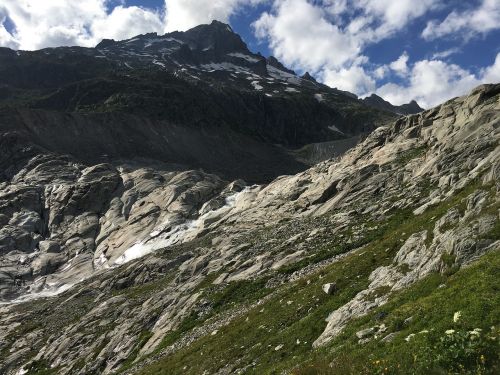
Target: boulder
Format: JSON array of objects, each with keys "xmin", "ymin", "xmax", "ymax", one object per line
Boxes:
[
  {"xmin": 322, "ymin": 283, "xmax": 337, "ymax": 295},
  {"xmin": 39, "ymin": 240, "xmax": 61, "ymax": 253},
  {"xmin": 31, "ymin": 253, "xmax": 67, "ymax": 276}
]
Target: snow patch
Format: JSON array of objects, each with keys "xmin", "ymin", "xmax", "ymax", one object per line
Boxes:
[
  {"xmin": 268, "ymin": 66, "xmax": 301, "ymax": 85},
  {"xmin": 114, "ymin": 187, "xmax": 256, "ymax": 266},
  {"xmin": 251, "ymin": 81, "xmax": 263, "ymax": 90},
  {"xmin": 144, "ymin": 37, "xmax": 183, "ymax": 48},
  {"xmin": 200, "ymin": 62, "xmax": 250, "ymax": 73},
  {"xmin": 125, "ymin": 38, "xmax": 140, "ymax": 44},
  {"xmin": 0, "ymin": 283, "xmax": 74, "ymax": 305},
  {"xmin": 152, "ymin": 60, "xmax": 166, "ymax": 68},
  {"xmin": 314, "ymin": 93, "xmax": 325, "ymax": 102}
]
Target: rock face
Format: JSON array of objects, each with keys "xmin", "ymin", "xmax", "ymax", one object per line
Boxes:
[{"xmin": 0, "ymin": 81, "xmax": 497, "ymax": 374}]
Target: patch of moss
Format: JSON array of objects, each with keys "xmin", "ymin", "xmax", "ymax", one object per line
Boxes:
[{"xmin": 395, "ymin": 146, "xmax": 427, "ymax": 166}]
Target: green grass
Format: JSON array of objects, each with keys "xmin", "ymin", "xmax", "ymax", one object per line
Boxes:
[
  {"xmin": 294, "ymin": 248, "xmax": 500, "ymax": 375},
  {"xmin": 134, "ymin": 178, "xmax": 498, "ymax": 375},
  {"xmin": 394, "ymin": 146, "xmax": 427, "ymax": 166},
  {"xmin": 22, "ymin": 359, "xmax": 59, "ymax": 375}
]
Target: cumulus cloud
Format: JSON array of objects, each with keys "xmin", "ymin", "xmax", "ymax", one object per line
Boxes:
[
  {"xmin": 481, "ymin": 53, "xmax": 500, "ymax": 83},
  {"xmin": 0, "ymin": 0, "xmax": 165, "ymax": 50},
  {"xmin": 253, "ymin": 0, "xmax": 360, "ymax": 71},
  {"xmin": 91, "ymin": 5, "xmax": 164, "ymax": 41},
  {"xmin": 350, "ymin": 0, "xmax": 438, "ymax": 42},
  {"xmin": 253, "ymin": 0, "xmax": 436, "ymax": 73},
  {"xmin": 164, "ymin": 0, "xmax": 266, "ymax": 32},
  {"xmin": 253, "ymin": 0, "xmax": 499, "ymax": 106},
  {"xmin": 322, "ymin": 65, "xmax": 376, "ymax": 95},
  {"xmin": 422, "ymin": 0, "xmax": 500, "ymax": 40},
  {"xmin": 389, "ymin": 52, "xmax": 409, "ymax": 76},
  {"xmin": 376, "ymin": 53, "xmax": 500, "ymax": 108}
]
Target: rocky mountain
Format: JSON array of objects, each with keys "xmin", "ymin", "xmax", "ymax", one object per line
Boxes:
[
  {"xmin": 0, "ymin": 69, "xmax": 498, "ymax": 375},
  {"xmin": 362, "ymin": 93, "xmax": 424, "ymax": 115},
  {"xmin": 0, "ymin": 21, "xmax": 394, "ymax": 182}
]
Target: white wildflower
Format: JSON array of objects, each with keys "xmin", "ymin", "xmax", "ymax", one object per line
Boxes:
[
  {"xmin": 445, "ymin": 329, "xmax": 455, "ymax": 335},
  {"xmin": 469, "ymin": 328, "xmax": 482, "ymax": 336},
  {"xmin": 453, "ymin": 311, "xmax": 461, "ymax": 323},
  {"xmin": 419, "ymin": 330, "xmax": 429, "ymax": 334},
  {"xmin": 405, "ymin": 334, "xmax": 415, "ymax": 342}
]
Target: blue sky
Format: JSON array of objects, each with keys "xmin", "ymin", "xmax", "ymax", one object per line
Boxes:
[{"xmin": 0, "ymin": 0, "xmax": 499, "ymax": 107}]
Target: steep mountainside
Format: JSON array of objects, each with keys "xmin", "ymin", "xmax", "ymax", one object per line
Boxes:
[
  {"xmin": 0, "ymin": 21, "xmax": 394, "ymax": 182},
  {"xmin": 0, "ymin": 83, "xmax": 498, "ymax": 374}
]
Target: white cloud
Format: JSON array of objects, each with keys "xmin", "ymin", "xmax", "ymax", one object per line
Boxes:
[
  {"xmin": 389, "ymin": 51, "xmax": 409, "ymax": 75},
  {"xmin": 322, "ymin": 65, "xmax": 376, "ymax": 96},
  {"xmin": 373, "ymin": 66, "xmax": 388, "ymax": 80},
  {"xmin": 431, "ymin": 47, "xmax": 460, "ymax": 60},
  {"xmin": 0, "ymin": 14, "xmax": 18, "ymax": 49},
  {"xmin": 91, "ymin": 6, "xmax": 164, "ymax": 42},
  {"xmin": 422, "ymin": 0, "xmax": 500, "ymax": 40},
  {"xmin": 253, "ymin": 0, "xmax": 360, "ymax": 71},
  {"xmin": 252, "ymin": 0, "xmax": 437, "ymax": 98},
  {"xmin": 352, "ymin": 0, "xmax": 437, "ymax": 41},
  {"xmin": 253, "ymin": 0, "xmax": 498, "ymax": 107},
  {"xmin": 481, "ymin": 53, "xmax": 500, "ymax": 83},
  {"xmin": 164, "ymin": 0, "xmax": 266, "ymax": 32},
  {"xmin": 0, "ymin": 0, "xmax": 165, "ymax": 50},
  {"xmin": 376, "ymin": 53, "xmax": 500, "ymax": 109}
]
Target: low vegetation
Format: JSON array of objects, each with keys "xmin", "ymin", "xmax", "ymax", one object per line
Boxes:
[{"xmin": 134, "ymin": 179, "xmax": 499, "ymax": 374}]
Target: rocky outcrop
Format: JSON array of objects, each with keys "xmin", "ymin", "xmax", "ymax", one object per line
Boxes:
[{"xmin": 0, "ymin": 84, "xmax": 498, "ymax": 374}]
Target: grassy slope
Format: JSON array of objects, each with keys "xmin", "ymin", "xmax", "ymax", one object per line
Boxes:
[{"xmin": 135, "ymin": 180, "xmax": 499, "ymax": 375}]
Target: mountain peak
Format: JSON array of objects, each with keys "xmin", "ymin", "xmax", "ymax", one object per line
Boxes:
[
  {"xmin": 177, "ymin": 20, "xmax": 248, "ymax": 54},
  {"xmin": 362, "ymin": 93, "xmax": 423, "ymax": 115},
  {"xmin": 301, "ymin": 71, "xmax": 317, "ymax": 82},
  {"xmin": 209, "ymin": 20, "xmax": 234, "ymax": 31},
  {"xmin": 95, "ymin": 38, "xmax": 116, "ymax": 49}
]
